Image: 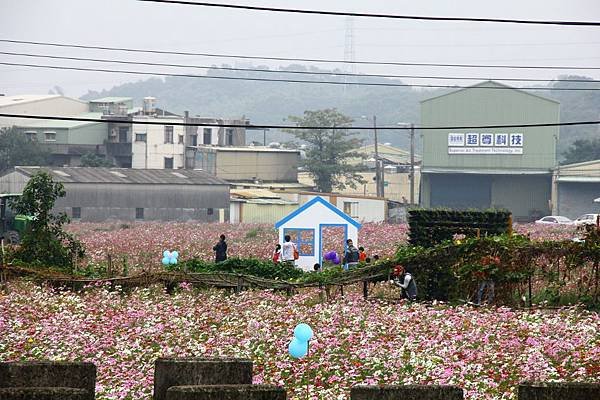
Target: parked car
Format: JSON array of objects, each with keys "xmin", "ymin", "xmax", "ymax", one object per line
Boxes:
[
  {"xmin": 573, "ymin": 213, "xmax": 599, "ymax": 226},
  {"xmin": 534, "ymin": 216, "xmax": 574, "ymax": 225}
]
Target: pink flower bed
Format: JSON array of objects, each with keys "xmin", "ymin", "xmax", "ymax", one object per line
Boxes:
[
  {"xmin": 0, "ymin": 283, "xmax": 598, "ymax": 400},
  {"xmin": 67, "ymin": 222, "xmax": 409, "ymax": 267}
]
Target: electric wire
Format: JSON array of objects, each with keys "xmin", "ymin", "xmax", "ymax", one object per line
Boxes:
[
  {"xmin": 1, "ymin": 51, "xmax": 598, "ymax": 84},
  {"xmin": 2, "ymin": 39, "xmax": 600, "ymax": 71},
  {"xmin": 1, "ymin": 62, "xmax": 599, "ymax": 91},
  {"xmin": 2, "ymin": 113, "xmax": 599, "ymax": 130},
  {"xmin": 137, "ymin": 1, "xmax": 600, "ymax": 27}
]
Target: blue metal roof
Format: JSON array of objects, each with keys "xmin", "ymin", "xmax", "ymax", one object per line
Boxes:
[{"xmin": 274, "ymin": 195, "xmax": 362, "ymax": 229}]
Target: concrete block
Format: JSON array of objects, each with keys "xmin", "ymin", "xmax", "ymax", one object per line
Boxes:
[
  {"xmin": 153, "ymin": 357, "xmax": 253, "ymax": 400},
  {"xmin": 166, "ymin": 385, "xmax": 286, "ymax": 400},
  {"xmin": 0, "ymin": 361, "xmax": 96, "ymax": 400},
  {"xmin": 351, "ymin": 385, "xmax": 464, "ymax": 400},
  {"xmin": 0, "ymin": 387, "xmax": 87, "ymax": 400},
  {"xmin": 518, "ymin": 382, "xmax": 600, "ymax": 400}
]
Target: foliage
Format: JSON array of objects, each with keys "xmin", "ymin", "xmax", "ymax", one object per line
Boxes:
[
  {"xmin": 561, "ymin": 137, "xmax": 600, "ymax": 165},
  {"xmin": 284, "ymin": 108, "xmax": 366, "ymax": 193},
  {"xmin": 407, "ymin": 208, "xmax": 512, "ymax": 247},
  {"xmin": 11, "ymin": 172, "xmax": 85, "ymax": 268},
  {"xmin": 80, "ymin": 152, "xmax": 114, "ymax": 167},
  {"xmin": 173, "ymin": 257, "xmax": 304, "ymax": 281},
  {"xmin": 0, "ymin": 127, "xmax": 51, "ymax": 173}
]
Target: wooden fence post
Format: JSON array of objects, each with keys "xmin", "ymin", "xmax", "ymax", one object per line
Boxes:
[{"xmin": 363, "ymin": 280, "xmax": 369, "ymax": 299}]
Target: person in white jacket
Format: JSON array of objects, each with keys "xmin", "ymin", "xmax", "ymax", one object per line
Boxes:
[{"xmin": 280, "ymin": 234, "xmax": 297, "ymax": 265}]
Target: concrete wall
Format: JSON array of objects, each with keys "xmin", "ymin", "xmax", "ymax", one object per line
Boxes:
[
  {"xmin": 0, "ymin": 97, "xmax": 89, "ymax": 128},
  {"xmin": 132, "ymin": 119, "xmax": 185, "ymax": 169},
  {"xmin": 236, "ymin": 202, "xmax": 298, "ymax": 224},
  {"xmin": 297, "ymin": 193, "xmax": 386, "ymax": 223},
  {"xmin": 215, "ymin": 151, "xmax": 298, "ymax": 182},
  {"xmin": 557, "ymin": 182, "xmax": 600, "ymax": 219}
]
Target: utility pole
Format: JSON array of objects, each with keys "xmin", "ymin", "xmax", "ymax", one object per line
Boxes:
[
  {"xmin": 372, "ymin": 115, "xmax": 382, "ymax": 197},
  {"xmin": 410, "ymin": 123, "xmax": 415, "ymax": 205}
]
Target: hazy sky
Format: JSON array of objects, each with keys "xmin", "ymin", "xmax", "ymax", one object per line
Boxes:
[{"xmin": 1, "ymin": 0, "xmax": 600, "ymax": 97}]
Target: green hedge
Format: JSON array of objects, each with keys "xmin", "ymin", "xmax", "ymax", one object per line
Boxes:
[
  {"xmin": 408, "ymin": 208, "xmax": 512, "ymax": 247},
  {"xmin": 171, "ymin": 257, "xmax": 305, "ymax": 281}
]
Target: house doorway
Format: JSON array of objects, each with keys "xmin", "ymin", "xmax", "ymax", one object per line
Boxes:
[{"xmin": 319, "ymin": 224, "xmax": 347, "ymax": 267}]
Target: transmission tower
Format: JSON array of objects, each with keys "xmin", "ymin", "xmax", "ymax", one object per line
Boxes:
[{"xmin": 343, "ymin": 17, "xmax": 356, "ymax": 93}]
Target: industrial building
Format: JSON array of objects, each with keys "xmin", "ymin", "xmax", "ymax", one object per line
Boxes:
[
  {"xmin": 0, "ymin": 94, "xmax": 89, "ymax": 129},
  {"xmin": 0, "ymin": 166, "xmax": 230, "ymax": 222},
  {"xmin": 552, "ymin": 159, "xmax": 600, "ymax": 218},
  {"xmin": 420, "ymin": 81, "xmax": 559, "ymax": 221}
]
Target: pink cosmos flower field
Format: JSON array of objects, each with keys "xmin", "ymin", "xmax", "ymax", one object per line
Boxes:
[
  {"xmin": 67, "ymin": 222, "xmax": 576, "ymax": 268},
  {"xmin": 1, "ymin": 282, "xmax": 598, "ymax": 400}
]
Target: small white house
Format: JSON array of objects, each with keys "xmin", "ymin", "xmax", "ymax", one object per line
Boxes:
[{"xmin": 275, "ymin": 196, "xmax": 361, "ymax": 271}]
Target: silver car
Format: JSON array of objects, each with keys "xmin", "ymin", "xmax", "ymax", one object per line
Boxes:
[{"xmin": 535, "ymin": 216, "xmax": 574, "ymax": 225}]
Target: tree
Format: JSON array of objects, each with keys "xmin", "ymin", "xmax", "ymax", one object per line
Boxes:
[
  {"xmin": 561, "ymin": 137, "xmax": 600, "ymax": 165},
  {"xmin": 0, "ymin": 127, "xmax": 51, "ymax": 172},
  {"xmin": 285, "ymin": 109, "xmax": 365, "ymax": 193},
  {"xmin": 12, "ymin": 171, "xmax": 84, "ymax": 268},
  {"xmin": 80, "ymin": 152, "xmax": 114, "ymax": 167}
]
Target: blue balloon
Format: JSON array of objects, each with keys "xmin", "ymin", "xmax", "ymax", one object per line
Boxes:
[
  {"xmin": 172, "ymin": 251, "xmax": 179, "ymax": 259},
  {"xmin": 288, "ymin": 338, "xmax": 308, "ymax": 358},
  {"xmin": 162, "ymin": 257, "xmax": 170, "ymax": 265},
  {"xmin": 163, "ymin": 250, "xmax": 170, "ymax": 258},
  {"xmin": 169, "ymin": 258, "xmax": 177, "ymax": 265},
  {"xmin": 294, "ymin": 323, "xmax": 314, "ymax": 342}
]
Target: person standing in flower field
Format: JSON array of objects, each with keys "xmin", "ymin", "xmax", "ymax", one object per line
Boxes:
[
  {"xmin": 390, "ymin": 264, "xmax": 417, "ymax": 301},
  {"xmin": 343, "ymin": 239, "xmax": 360, "ymax": 270},
  {"xmin": 272, "ymin": 244, "xmax": 281, "ymax": 263},
  {"xmin": 281, "ymin": 234, "xmax": 298, "ymax": 265},
  {"xmin": 213, "ymin": 234, "xmax": 227, "ymax": 263},
  {"xmin": 358, "ymin": 246, "xmax": 367, "ymax": 263}
]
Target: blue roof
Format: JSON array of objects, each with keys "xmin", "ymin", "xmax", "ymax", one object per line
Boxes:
[{"xmin": 275, "ymin": 196, "xmax": 362, "ymax": 229}]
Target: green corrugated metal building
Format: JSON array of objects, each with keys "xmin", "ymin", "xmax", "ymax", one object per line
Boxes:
[{"xmin": 420, "ymin": 81, "xmax": 559, "ymax": 221}]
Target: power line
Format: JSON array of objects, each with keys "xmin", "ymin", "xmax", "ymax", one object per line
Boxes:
[
  {"xmin": 137, "ymin": 0, "xmax": 600, "ymax": 27},
  {"xmin": 2, "ymin": 39, "xmax": 600, "ymax": 71},
  {"xmin": 2, "ymin": 113, "xmax": 599, "ymax": 130},
  {"xmin": 2, "ymin": 61, "xmax": 600, "ymax": 91},
  {"xmin": 2, "ymin": 50, "xmax": 598, "ymax": 84}
]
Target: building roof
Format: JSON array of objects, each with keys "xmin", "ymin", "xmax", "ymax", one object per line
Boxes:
[
  {"xmin": 275, "ymin": 195, "xmax": 362, "ymax": 229},
  {"xmin": 299, "ymin": 191, "xmax": 386, "ymax": 201},
  {"xmin": 13, "ymin": 166, "xmax": 229, "ymax": 185},
  {"xmin": 89, "ymin": 97, "xmax": 132, "ymax": 103},
  {"xmin": 350, "ymin": 143, "xmax": 421, "ymax": 165},
  {"xmin": 420, "ymin": 80, "xmax": 560, "ymax": 105},
  {"xmin": 16, "ymin": 112, "xmax": 105, "ymax": 129},
  {"xmin": 422, "ymin": 167, "xmax": 552, "ymax": 175},
  {"xmin": 0, "ymin": 94, "xmax": 87, "ymax": 107},
  {"xmin": 194, "ymin": 145, "xmax": 300, "ymax": 154},
  {"xmin": 557, "ymin": 159, "xmax": 600, "ymax": 171}
]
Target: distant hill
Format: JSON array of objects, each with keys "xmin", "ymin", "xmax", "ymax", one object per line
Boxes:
[{"xmin": 81, "ymin": 68, "xmax": 600, "ymax": 155}]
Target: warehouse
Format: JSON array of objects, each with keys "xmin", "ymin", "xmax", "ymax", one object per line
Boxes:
[
  {"xmin": 0, "ymin": 166, "xmax": 230, "ymax": 222},
  {"xmin": 420, "ymin": 81, "xmax": 559, "ymax": 221},
  {"xmin": 552, "ymin": 159, "xmax": 600, "ymax": 218}
]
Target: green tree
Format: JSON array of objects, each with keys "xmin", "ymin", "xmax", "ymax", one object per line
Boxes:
[
  {"xmin": 0, "ymin": 127, "xmax": 51, "ymax": 172},
  {"xmin": 561, "ymin": 137, "xmax": 600, "ymax": 165},
  {"xmin": 12, "ymin": 171, "xmax": 84, "ymax": 268},
  {"xmin": 285, "ymin": 109, "xmax": 365, "ymax": 193},
  {"xmin": 80, "ymin": 152, "xmax": 114, "ymax": 167}
]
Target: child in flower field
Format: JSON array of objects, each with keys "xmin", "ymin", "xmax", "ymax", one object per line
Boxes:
[
  {"xmin": 358, "ymin": 246, "xmax": 367, "ymax": 262},
  {"xmin": 390, "ymin": 264, "xmax": 417, "ymax": 301},
  {"xmin": 272, "ymin": 244, "xmax": 281, "ymax": 263}
]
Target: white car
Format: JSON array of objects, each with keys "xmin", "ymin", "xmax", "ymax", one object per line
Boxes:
[
  {"xmin": 535, "ymin": 216, "xmax": 574, "ymax": 225},
  {"xmin": 573, "ymin": 214, "xmax": 599, "ymax": 226}
]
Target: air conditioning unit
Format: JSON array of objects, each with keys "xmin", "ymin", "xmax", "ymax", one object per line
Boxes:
[{"xmin": 110, "ymin": 128, "xmax": 117, "ymax": 137}]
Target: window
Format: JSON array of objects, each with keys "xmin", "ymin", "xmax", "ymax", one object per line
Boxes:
[
  {"xmin": 72, "ymin": 207, "xmax": 81, "ymax": 219},
  {"xmin": 164, "ymin": 157, "xmax": 174, "ymax": 169},
  {"xmin": 343, "ymin": 201, "xmax": 359, "ymax": 218},
  {"xmin": 25, "ymin": 131, "xmax": 37, "ymax": 141},
  {"xmin": 283, "ymin": 228, "xmax": 315, "ymax": 256},
  {"xmin": 136, "ymin": 208, "xmax": 144, "ymax": 220},
  {"xmin": 207, "ymin": 208, "xmax": 214, "ymax": 215},
  {"xmin": 119, "ymin": 126, "xmax": 129, "ymax": 143},
  {"xmin": 226, "ymin": 128, "xmax": 234, "ymax": 145},
  {"xmin": 190, "ymin": 134, "xmax": 198, "ymax": 146},
  {"xmin": 203, "ymin": 128, "xmax": 212, "ymax": 145},
  {"xmin": 44, "ymin": 131, "xmax": 56, "ymax": 141},
  {"xmin": 164, "ymin": 126, "xmax": 174, "ymax": 144},
  {"xmin": 135, "ymin": 133, "xmax": 147, "ymax": 142},
  {"xmin": 178, "ymin": 134, "xmax": 184, "ymax": 144}
]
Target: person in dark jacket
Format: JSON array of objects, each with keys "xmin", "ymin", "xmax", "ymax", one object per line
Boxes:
[
  {"xmin": 390, "ymin": 264, "xmax": 417, "ymax": 301},
  {"xmin": 343, "ymin": 239, "xmax": 360, "ymax": 270},
  {"xmin": 213, "ymin": 234, "xmax": 227, "ymax": 263}
]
